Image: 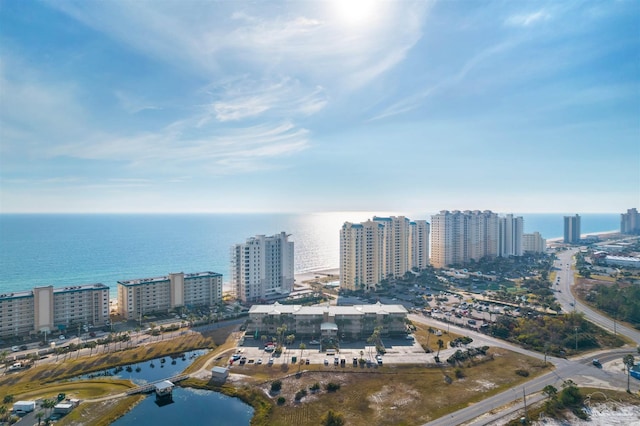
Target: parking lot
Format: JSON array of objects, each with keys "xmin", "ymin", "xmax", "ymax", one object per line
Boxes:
[{"xmin": 227, "ymin": 335, "xmax": 434, "ymax": 368}]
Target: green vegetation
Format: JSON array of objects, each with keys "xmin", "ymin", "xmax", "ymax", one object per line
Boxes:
[
  {"xmin": 488, "ymin": 311, "xmax": 624, "ymax": 356},
  {"xmin": 321, "ymin": 410, "xmax": 345, "ymax": 426},
  {"xmin": 270, "ymin": 380, "xmax": 282, "ymax": 393},
  {"xmin": 584, "ymin": 284, "xmax": 640, "ymax": 328}
]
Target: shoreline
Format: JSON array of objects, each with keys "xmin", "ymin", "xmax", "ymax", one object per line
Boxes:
[{"xmin": 547, "ymin": 230, "xmax": 620, "ymax": 243}]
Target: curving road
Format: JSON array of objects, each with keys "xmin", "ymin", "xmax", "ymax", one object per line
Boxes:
[
  {"xmin": 555, "ymin": 248, "xmax": 640, "ymax": 345},
  {"xmin": 419, "ymin": 247, "xmax": 640, "ymax": 425}
]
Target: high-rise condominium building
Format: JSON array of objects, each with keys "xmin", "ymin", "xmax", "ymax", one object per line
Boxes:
[
  {"xmin": 499, "ymin": 214, "xmax": 524, "ymax": 257},
  {"xmin": 621, "ymin": 208, "xmax": 639, "ymax": 234},
  {"xmin": 231, "ymin": 232, "xmax": 294, "ymax": 303},
  {"xmin": 117, "ymin": 271, "xmax": 222, "ymax": 320},
  {"xmin": 523, "ymin": 232, "xmax": 546, "ymax": 253},
  {"xmin": 431, "ymin": 210, "xmax": 507, "ymax": 268},
  {"xmin": 564, "ymin": 214, "xmax": 581, "ymax": 244},
  {"xmin": 0, "ymin": 283, "xmax": 109, "ymax": 338},
  {"xmin": 340, "ymin": 216, "xmax": 430, "ymax": 291}
]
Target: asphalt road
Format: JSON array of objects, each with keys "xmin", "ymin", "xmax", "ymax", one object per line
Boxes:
[
  {"xmin": 555, "ymin": 248, "xmax": 640, "ymax": 344},
  {"xmin": 419, "ymin": 248, "xmax": 640, "ymax": 425},
  {"xmin": 413, "ymin": 311, "xmax": 636, "ymax": 426}
]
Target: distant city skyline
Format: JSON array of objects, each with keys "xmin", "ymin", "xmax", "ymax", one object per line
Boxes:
[{"xmin": 1, "ymin": 1, "xmax": 638, "ymax": 213}]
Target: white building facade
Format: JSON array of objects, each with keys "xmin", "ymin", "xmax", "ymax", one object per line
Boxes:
[
  {"xmin": 499, "ymin": 214, "xmax": 524, "ymax": 257},
  {"xmin": 231, "ymin": 232, "xmax": 294, "ymax": 303}
]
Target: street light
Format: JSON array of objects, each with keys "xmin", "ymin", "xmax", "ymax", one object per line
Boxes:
[{"xmin": 574, "ymin": 326, "xmax": 578, "ymax": 351}]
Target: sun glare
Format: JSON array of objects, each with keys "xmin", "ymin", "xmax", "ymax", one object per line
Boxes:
[{"xmin": 332, "ymin": 0, "xmax": 379, "ymax": 26}]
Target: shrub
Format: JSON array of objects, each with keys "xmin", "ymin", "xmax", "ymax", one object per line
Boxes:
[
  {"xmin": 454, "ymin": 368, "xmax": 465, "ymax": 379},
  {"xmin": 270, "ymin": 380, "xmax": 282, "ymax": 392},
  {"xmin": 515, "ymin": 369, "xmax": 530, "ymax": 377},
  {"xmin": 326, "ymin": 382, "xmax": 341, "ymax": 392},
  {"xmin": 310, "ymin": 382, "xmax": 321, "ymax": 392},
  {"xmin": 294, "ymin": 389, "xmax": 308, "ymax": 401},
  {"xmin": 277, "ymin": 396, "xmax": 285, "ymax": 405},
  {"xmin": 321, "ymin": 410, "xmax": 345, "ymax": 426}
]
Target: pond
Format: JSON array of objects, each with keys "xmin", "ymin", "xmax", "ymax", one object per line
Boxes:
[
  {"xmin": 69, "ymin": 349, "xmax": 253, "ymax": 426},
  {"xmin": 110, "ymin": 387, "xmax": 254, "ymax": 426},
  {"xmin": 78, "ymin": 350, "xmax": 208, "ymax": 384}
]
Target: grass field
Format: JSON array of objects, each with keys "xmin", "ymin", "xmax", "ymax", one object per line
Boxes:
[{"xmin": 207, "ymin": 346, "xmax": 550, "ymax": 426}]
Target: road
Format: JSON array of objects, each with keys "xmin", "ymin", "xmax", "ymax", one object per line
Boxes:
[
  {"xmin": 418, "ymin": 248, "xmax": 640, "ymax": 425},
  {"xmin": 413, "ymin": 311, "xmax": 637, "ymax": 426},
  {"xmin": 555, "ymin": 249, "xmax": 640, "ymax": 344}
]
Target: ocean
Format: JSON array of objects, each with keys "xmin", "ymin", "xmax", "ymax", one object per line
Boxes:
[{"xmin": 0, "ymin": 212, "xmax": 621, "ymax": 298}]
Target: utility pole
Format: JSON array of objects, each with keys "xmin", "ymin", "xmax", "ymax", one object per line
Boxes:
[
  {"xmin": 522, "ymin": 386, "xmax": 528, "ymax": 422},
  {"xmin": 574, "ymin": 326, "xmax": 578, "ymax": 351}
]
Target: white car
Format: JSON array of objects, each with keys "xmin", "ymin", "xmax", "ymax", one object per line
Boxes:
[
  {"xmin": 59, "ymin": 335, "xmax": 66, "ymax": 340},
  {"xmin": 256, "ymin": 358, "xmax": 263, "ymax": 365},
  {"xmin": 268, "ymin": 358, "xmax": 274, "ymax": 365},
  {"xmin": 11, "ymin": 346, "xmax": 19, "ymax": 352}
]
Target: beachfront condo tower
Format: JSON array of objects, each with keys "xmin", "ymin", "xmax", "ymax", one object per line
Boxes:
[
  {"xmin": 431, "ymin": 210, "xmax": 514, "ymax": 268},
  {"xmin": 340, "ymin": 216, "xmax": 430, "ymax": 291},
  {"xmin": 230, "ymin": 232, "xmax": 294, "ymax": 303},
  {"xmin": 499, "ymin": 214, "xmax": 524, "ymax": 257},
  {"xmin": 621, "ymin": 208, "xmax": 639, "ymax": 234},
  {"xmin": 564, "ymin": 214, "xmax": 581, "ymax": 244}
]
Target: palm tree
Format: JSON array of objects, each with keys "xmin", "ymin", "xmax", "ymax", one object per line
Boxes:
[
  {"xmin": 623, "ymin": 354, "xmax": 635, "ymax": 393},
  {"xmin": 436, "ymin": 339, "xmax": 444, "ymax": 359},
  {"xmin": 42, "ymin": 398, "xmax": 56, "ymax": 419},
  {"xmin": 35, "ymin": 410, "xmax": 44, "ymax": 425}
]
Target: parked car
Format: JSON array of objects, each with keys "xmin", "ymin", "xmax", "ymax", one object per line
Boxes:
[
  {"xmin": 11, "ymin": 346, "xmax": 19, "ymax": 352},
  {"xmin": 256, "ymin": 358, "xmax": 263, "ymax": 365},
  {"xmin": 324, "ymin": 359, "xmax": 329, "ymax": 366}
]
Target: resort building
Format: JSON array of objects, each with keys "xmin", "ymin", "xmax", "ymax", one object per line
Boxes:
[
  {"xmin": 230, "ymin": 232, "xmax": 294, "ymax": 303},
  {"xmin": 0, "ymin": 283, "xmax": 109, "ymax": 338},
  {"xmin": 247, "ymin": 302, "xmax": 408, "ymax": 340},
  {"xmin": 523, "ymin": 232, "xmax": 547, "ymax": 253},
  {"xmin": 430, "ymin": 210, "xmax": 500, "ymax": 268},
  {"xmin": 564, "ymin": 214, "xmax": 581, "ymax": 244},
  {"xmin": 117, "ymin": 271, "xmax": 222, "ymax": 320},
  {"xmin": 340, "ymin": 216, "xmax": 430, "ymax": 291},
  {"xmin": 621, "ymin": 208, "xmax": 639, "ymax": 234},
  {"xmin": 499, "ymin": 214, "xmax": 524, "ymax": 257}
]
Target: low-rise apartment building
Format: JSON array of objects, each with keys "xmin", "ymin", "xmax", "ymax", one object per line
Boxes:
[
  {"xmin": 117, "ymin": 271, "xmax": 222, "ymax": 320},
  {"xmin": 248, "ymin": 302, "xmax": 408, "ymax": 340},
  {"xmin": 0, "ymin": 283, "xmax": 109, "ymax": 338}
]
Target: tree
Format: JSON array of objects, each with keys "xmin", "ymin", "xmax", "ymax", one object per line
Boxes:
[
  {"xmin": 542, "ymin": 384, "xmax": 558, "ymax": 411},
  {"xmin": 36, "ymin": 411, "xmax": 44, "ymax": 425},
  {"xmin": 3, "ymin": 395, "xmax": 14, "ymax": 404},
  {"xmin": 321, "ymin": 409, "xmax": 345, "ymax": 426},
  {"xmin": 623, "ymin": 354, "xmax": 635, "ymax": 393},
  {"xmin": 41, "ymin": 398, "xmax": 56, "ymax": 419},
  {"xmin": 436, "ymin": 339, "xmax": 444, "ymax": 357}
]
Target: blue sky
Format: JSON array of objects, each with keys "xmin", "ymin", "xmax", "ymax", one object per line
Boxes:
[{"xmin": 0, "ymin": 0, "xmax": 638, "ymax": 214}]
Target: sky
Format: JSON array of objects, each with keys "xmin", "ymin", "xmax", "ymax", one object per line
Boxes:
[{"xmin": 0, "ymin": 0, "xmax": 638, "ymax": 214}]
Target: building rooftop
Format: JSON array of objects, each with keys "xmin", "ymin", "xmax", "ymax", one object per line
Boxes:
[
  {"xmin": 118, "ymin": 271, "xmax": 221, "ymax": 286},
  {"xmin": 249, "ymin": 301, "xmax": 408, "ymax": 316}
]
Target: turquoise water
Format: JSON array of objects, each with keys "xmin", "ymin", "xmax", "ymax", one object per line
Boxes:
[{"xmin": 0, "ymin": 212, "xmax": 621, "ymax": 298}]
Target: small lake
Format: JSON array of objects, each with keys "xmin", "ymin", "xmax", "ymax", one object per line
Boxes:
[
  {"xmin": 110, "ymin": 387, "xmax": 254, "ymax": 426},
  {"xmin": 79, "ymin": 350, "xmax": 208, "ymax": 384},
  {"xmin": 71, "ymin": 349, "xmax": 253, "ymax": 426}
]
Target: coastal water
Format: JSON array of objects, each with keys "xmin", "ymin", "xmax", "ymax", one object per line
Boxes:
[{"xmin": 0, "ymin": 212, "xmax": 621, "ymax": 298}]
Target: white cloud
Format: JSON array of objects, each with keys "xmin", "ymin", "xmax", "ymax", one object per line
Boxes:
[
  {"xmin": 505, "ymin": 10, "xmax": 551, "ymax": 27},
  {"xmin": 115, "ymin": 91, "xmax": 162, "ymax": 114}
]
